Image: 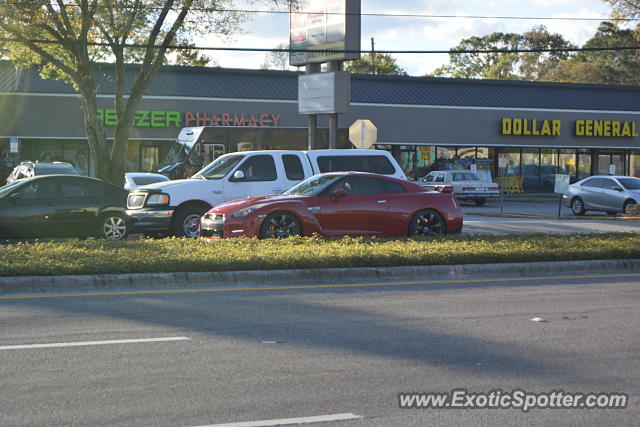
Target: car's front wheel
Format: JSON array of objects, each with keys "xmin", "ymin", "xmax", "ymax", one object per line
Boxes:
[
  {"xmin": 172, "ymin": 206, "xmax": 208, "ymax": 238},
  {"xmin": 259, "ymin": 211, "xmax": 302, "ymax": 239},
  {"xmin": 623, "ymin": 200, "xmax": 638, "ymax": 215},
  {"xmin": 99, "ymin": 213, "xmax": 129, "ymax": 241},
  {"xmin": 570, "ymin": 197, "xmax": 585, "ymax": 216},
  {"xmin": 408, "ymin": 209, "xmax": 446, "ymax": 237}
]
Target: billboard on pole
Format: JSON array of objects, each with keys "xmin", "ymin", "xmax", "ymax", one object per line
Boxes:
[{"xmin": 289, "ymin": 0, "xmax": 361, "ymax": 66}]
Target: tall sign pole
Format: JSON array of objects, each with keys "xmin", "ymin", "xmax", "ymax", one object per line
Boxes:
[{"xmin": 291, "ymin": 1, "xmax": 361, "ymax": 150}]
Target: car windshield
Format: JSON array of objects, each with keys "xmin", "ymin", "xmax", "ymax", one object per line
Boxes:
[
  {"xmin": 452, "ymin": 172, "xmax": 480, "ymax": 181},
  {"xmin": 618, "ymin": 178, "xmax": 640, "ymax": 190},
  {"xmin": 0, "ymin": 181, "xmax": 23, "ymax": 198},
  {"xmin": 284, "ymin": 174, "xmax": 343, "ymax": 196},
  {"xmin": 192, "ymin": 154, "xmax": 245, "ymax": 180}
]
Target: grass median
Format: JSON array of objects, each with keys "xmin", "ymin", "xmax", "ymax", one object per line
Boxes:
[{"xmin": 2, "ymin": 232, "xmax": 640, "ymax": 277}]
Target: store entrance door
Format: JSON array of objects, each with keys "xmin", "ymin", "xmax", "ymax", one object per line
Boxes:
[{"xmin": 203, "ymin": 144, "xmax": 225, "ymax": 166}]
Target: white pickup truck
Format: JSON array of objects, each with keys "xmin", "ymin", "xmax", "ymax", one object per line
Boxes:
[{"xmin": 126, "ymin": 149, "xmax": 406, "ymax": 237}]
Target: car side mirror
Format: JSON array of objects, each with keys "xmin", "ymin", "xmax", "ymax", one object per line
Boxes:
[
  {"xmin": 231, "ymin": 170, "xmax": 245, "ymax": 181},
  {"xmin": 612, "ymin": 186, "xmax": 623, "ymax": 192},
  {"xmin": 331, "ymin": 188, "xmax": 347, "ymax": 199}
]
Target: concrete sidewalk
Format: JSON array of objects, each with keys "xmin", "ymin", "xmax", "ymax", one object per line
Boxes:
[{"xmin": 2, "ymin": 259, "xmax": 639, "ymax": 296}]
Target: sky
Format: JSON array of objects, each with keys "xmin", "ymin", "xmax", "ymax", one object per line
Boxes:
[{"xmin": 199, "ymin": 0, "xmax": 615, "ymax": 75}]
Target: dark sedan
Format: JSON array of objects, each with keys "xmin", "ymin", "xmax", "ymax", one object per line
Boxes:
[
  {"xmin": 200, "ymin": 172, "xmax": 463, "ymax": 239},
  {"xmin": 0, "ymin": 175, "xmax": 130, "ymax": 240}
]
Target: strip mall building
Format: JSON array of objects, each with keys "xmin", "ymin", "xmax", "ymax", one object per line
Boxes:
[{"xmin": 1, "ymin": 61, "xmax": 639, "ymax": 191}]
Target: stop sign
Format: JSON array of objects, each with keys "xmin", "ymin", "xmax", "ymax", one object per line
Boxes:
[{"xmin": 349, "ymin": 120, "xmax": 377, "ymax": 149}]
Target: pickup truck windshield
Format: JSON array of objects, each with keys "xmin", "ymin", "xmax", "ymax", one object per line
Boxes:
[
  {"xmin": 284, "ymin": 174, "xmax": 342, "ymax": 196},
  {"xmin": 192, "ymin": 154, "xmax": 245, "ymax": 180}
]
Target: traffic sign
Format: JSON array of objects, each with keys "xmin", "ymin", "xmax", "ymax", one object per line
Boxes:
[{"xmin": 349, "ymin": 119, "xmax": 377, "ymax": 149}]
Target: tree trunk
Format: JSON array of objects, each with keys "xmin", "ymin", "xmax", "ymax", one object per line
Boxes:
[{"xmin": 77, "ymin": 79, "xmax": 110, "ymax": 182}]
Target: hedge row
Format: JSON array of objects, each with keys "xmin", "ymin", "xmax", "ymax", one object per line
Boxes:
[{"xmin": 1, "ymin": 233, "xmax": 639, "ymax": 277}]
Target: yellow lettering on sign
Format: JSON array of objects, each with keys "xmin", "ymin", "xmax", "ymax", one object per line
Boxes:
[
  {"xmin": 604, "ymin": 121, "xmax": 612, "ymax": 137},
  {"xmin": 513, "ymin": 119, "xmax": 522, "ymax": 135},
  {"xmin": 541, "ymin": 120, "xmax": 551, "ymax": 136},
  {"xmin": 612, "ymin": 121, "xmax": 621, "ymax": 137},
  {"xmin": 532, "ymin": 119, "xmax": 540, "ymax": 135},
  {"xmin": 585, "ymin": 120, "xmax": 593, "ymax": 136},
  {"xmin": 622, "ymin": 122, "xmax": 631, "ymax": 137},
  {"xmin": 634, "ymin": 122, "xmax": 639, "ymax": 137},
  {"xmin": 593, "ymin": 120, "xmax": 603, "ymax": 136},
  {"xmin": 502, "ymin": 118, "xmax": 512, "ymax": 135},
  {"xmin": 523, "ymin": 119, "xmax": 531, "ymax": 135},
  {"xmin": 575, "ymin": 120, "xmax": 584, "ymax": 136},
  {"xmin": 552, "ymin": 120, "xmax": 561, "ymax": 136}
]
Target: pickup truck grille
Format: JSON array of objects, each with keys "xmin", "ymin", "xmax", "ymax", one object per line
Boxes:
[{"xmin": 127, "ymin": 193, "xmax": 146, "ymax": 209}]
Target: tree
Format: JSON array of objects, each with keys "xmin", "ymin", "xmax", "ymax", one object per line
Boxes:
[
  {"xmin": 431, "ymin": 26, "xmax": 576, "ymax": 81},
  {"xmin": 544, "ymin": 22, "xmax": 640, "ymax": 85},
  {"xmin": 0, "ymin": 0, "xmax": 294, "ymax": 185},
  {"xmin": 260, "ymin": 43, "xmax": 291, "ymax": 71},
  {"xmin": 172, "ymin": 44, "xmax": 215, "ymax": 67},
  {"xmin": 345, "ymin": 52, "xmax": 407, "ymax": 75}
]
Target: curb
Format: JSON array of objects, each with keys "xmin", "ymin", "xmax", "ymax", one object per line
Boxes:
[
  {"xmin": 465, "ymin": 212, "xmax": 640, "ymax": 221},
  {"xmin": 2, "ymin": 259, "xmax": 640, "ymax": 295}
]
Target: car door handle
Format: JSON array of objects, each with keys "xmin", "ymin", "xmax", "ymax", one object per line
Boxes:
[
  {"xmin": 213, "ymin": 190, "xmax": 222, "ymax": 194},
  {"xmin": 273, "ymin": 188, "xmax": 284, "ymax": 193},
  {"xmin": 307, "ymin": 206, "xmax": 320, "ymax": 212},
  {"xmin": 377, "ymin": 200, "xmax": 387, "ymax": 204}
]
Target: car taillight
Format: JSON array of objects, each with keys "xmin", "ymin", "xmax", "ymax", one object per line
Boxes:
[{"xmin": 463, "ymin": 187, "xmax": 477, "ymax": 191}]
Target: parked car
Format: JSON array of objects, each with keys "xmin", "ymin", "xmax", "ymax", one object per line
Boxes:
[
  {"xmin": 419, "ymin": 170, "xmax": 500, "ymax": 206},
  {"xmin": 200, "ymin": 172, "xmax": 463, "ymax": 239},
  {"xmin": 6, "ymin": 161, "xmax": 79, "ymax": 185},
  {"xmin": 127, "ymin": 149, "xmax": 406, "ymax": 238},
  {"xmin": 512, "ymin": 164, "xmax": 573, "ymax": 192},
  {"xmin": 124, "ymin": 172, "xmax": 169, "ymax": 190},
  {"xmin": 0, "ymin": 175, "xmax": 130, "ymax": 240},
  {"xmin": 563, "ymin": 175, "xmax": 640, "ymax": 215}
]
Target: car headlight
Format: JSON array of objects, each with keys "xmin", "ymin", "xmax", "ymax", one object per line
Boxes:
[
  {"xmin": 147, "ymin": 193, "xmax": 170, "ymax": 206},
  {"xmin": 232, "ymin": 203, "xmax": 267, "ymax": 218}
]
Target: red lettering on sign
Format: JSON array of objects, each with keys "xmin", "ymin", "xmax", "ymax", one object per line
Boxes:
[
  {"xmin": 185, "ymin": 112, "xmax": 194, "ymax": 127},
  {"xmin": 234, "ymin": 114, "xmax": 245, "ymax": 126},
  {"xmin": 259, "ymin": 113, "xmax": 270, "ymax": 126},
  {"xmin": 209, "ymin": 113, "xmax": 219, "ymax": 126},
  {"xmin": 222, "ymin": 113, "xmax": 230, "ymax": 126},
  {"xmin": 248, "ymin": 114, "xmax": 258, "ymax": 127},
  {"xmin": 197, "ymin": 112, "xmax": 208, "ymax": 126},
  {"xmin": 271, "ymin": 114, "xmax": 280, "ymax": 127}
]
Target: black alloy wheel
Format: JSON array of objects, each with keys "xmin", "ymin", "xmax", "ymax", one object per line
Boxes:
[
  {"xmin": 408, "ymin": 209, "xmax": 446, "ymax": 237},
  {"xmin": 259, "ymin": 212, "xmax": 302, "ymax": 239},
  {"xmin": 99, "ymin": 213, "xmax": 129, "ymax": 241},
  {"xmin": 570, "ymin": 197, "xmax": 585, "ymax": 216}
]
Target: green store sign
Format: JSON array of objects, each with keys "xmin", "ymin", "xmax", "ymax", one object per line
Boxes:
[{"xmin": 97, "ymin": 109, "xmax": 181, "ymax": 128}]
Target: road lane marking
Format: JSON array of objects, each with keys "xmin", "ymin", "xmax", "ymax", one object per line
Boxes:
[
  {"xmin": 1, "ymin": 273, "xmax": 639, "ymax": 301},
  {"xmin": 193, "ymin": 412, "xmax": 363, "ymax": 427},
  {"xmin": 0, "ymin": 336, "xmax": 189, "ymax": 351}
]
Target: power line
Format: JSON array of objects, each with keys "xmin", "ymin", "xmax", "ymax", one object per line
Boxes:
[
  {"xmin": 1, "ymin": 37, "xmax": 638, "ymax": 55},
  {"xmin": 3, "ymin": 2, "xmax": 634, "ymax": 22}
]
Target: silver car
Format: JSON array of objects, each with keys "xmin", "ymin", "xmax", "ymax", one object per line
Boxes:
[
  {"xmin": 563, "ymin": 175, "xmax": 640, "ymax": 215},
  {"xmin": 420, "ymin": 170, "xmax": 500, "ymax": 206}
]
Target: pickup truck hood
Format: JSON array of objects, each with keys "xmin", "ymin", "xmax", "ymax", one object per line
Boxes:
[
  {"xmin": 136, "ymin": 178, "xmax": 207, "ymax": 192},
  {"xmin": 212, "ymin": 194, "xmax": 300, "ymax": 212}
]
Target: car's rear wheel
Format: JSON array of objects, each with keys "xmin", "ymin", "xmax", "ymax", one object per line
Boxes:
[
  {"xmin": 408, "ymin": 209, "xmax": 446, "ymax": 237},
  {"xmin": 623, "ymin": 200, "xmax": 638, "ymax": 215},
  {"xmin": 474, "ymin": 198, "xmax": 486, "ymax": 206},
  {"xmin": 570, "ymin": 197, "xmax": 585, "ymax": 216},
  {"xmin": 259, "ymin": 211, "xmax": 302, "ymax": 239},
  {"xmin": 172, "ymin": 206, "xmax": 208, "ymax": 238},
  {"xmin": 99, "ymin": 213, "xmax": 129, "ymax": 241}
]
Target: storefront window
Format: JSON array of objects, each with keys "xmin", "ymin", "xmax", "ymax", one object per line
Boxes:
[
  {"xmin": 598, "ymin": 151, "xmax": 625, "ymax": 175},
  {"xmin": 499, "ymin": 148, "xmax": 521, "ymax": 176},
  {"xmin": 559, "ymin": 149, "xmax": 577, "ymax": 183},
  {"xmin": 521, "ymin": 148, "xmax": 540, "ymax": 192},
  {"xmin": 630, "ymin": 151, "xmax": 640, "ymax": 178},
  {"xmin": 578, "ymin": 149, "xmax": 591, "ymax": 180},
  {"xmin": 63, "ymin": 142, "xmax": 90, "ymax": 175},
  {"xmin": 141, "ymin": 145, "xmax": 160, "ymax": 172}
]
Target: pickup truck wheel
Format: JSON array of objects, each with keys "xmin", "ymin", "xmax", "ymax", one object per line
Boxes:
[
  {"xmin": 172, "ymin": 207, "xmax": 207, "ymax": 238},
  {"xmin": 259, "ymin": 212, "xmax": 302, "ymax": 239},
  {"xmin": 99, "ymin": 213, "xmax": 129, "ymax": 241},
  {"xmin": 408, "ymin": 209, "xmax": 446, "ymax": 237}
]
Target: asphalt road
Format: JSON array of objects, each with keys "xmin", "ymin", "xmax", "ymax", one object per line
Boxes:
[{"xmin": 1, "ymin": 273, "xmax": 638, "ymax": 426}]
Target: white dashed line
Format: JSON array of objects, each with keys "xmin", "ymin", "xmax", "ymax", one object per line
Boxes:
[
  {"xmin": 0, "ymin": 336, "xmax": 190, "ymax": 351},
  {"xmin": 194, "ymin": 412, "xmax": 364, "ymax": 427}
]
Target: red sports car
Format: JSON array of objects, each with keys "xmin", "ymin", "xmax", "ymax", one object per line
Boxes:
[{"xmin": 200, "ymin": 172, "xmax": 463, "ymax": 239}]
